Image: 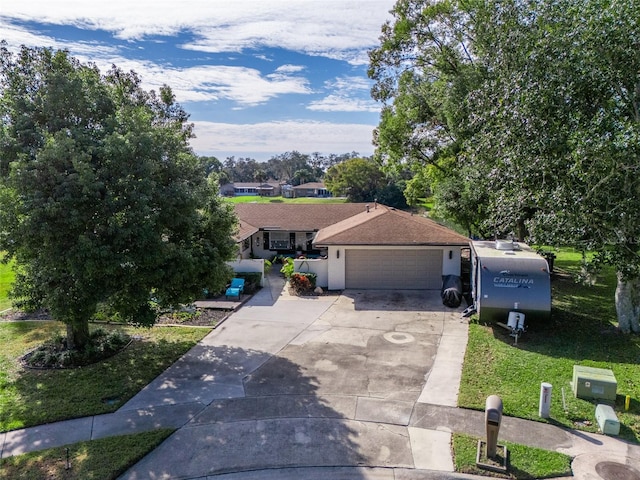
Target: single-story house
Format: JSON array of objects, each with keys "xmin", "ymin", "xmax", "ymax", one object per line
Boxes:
[
  {"xmin": 233, "ymin": 203, "xmax": 470, "ymax": 291},
  {"xmin": 220, "ymin": 182, "xmax": 281, "ymax": 197},
  {"xmin": 292, "ymin": 182, "xmax": 331, "ymax": 198}
]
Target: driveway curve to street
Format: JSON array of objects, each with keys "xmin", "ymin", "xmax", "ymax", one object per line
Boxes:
[{"xmin": 119, "ymin": 275, "xmax": 468, "ymax": 479}]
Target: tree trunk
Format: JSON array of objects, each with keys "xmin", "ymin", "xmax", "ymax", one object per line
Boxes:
[
  {"xmin": 615, "ymin": 272, "xmax": 640, "ymax": 334},
  {"xmin": 66, "ymin": 320, "xmax": 91, "ymax": 351},
  {"xmin": 516, "ymin": 219, "xmax": 527, "ymax": 242}
]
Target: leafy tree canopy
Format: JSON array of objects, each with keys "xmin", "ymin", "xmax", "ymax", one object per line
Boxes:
[
  {"xmin": 370, "ymin": 0, "xmax": 640, "ymax": 332},
  {"xmin": 369, "ymin": 0, "xmax": 483, "ymax": 231},
  {"xmin": 324, "ymin": 157, "xmax": 408, "ymax": 208},
  {"xmin": 0, "ymin": 46, "xmax": 237, "ymax": 348}
]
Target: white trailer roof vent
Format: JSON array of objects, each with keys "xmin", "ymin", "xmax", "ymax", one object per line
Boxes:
[{"xmin": 495, "ymin": 239, "xmax": 515, "ymax": 251}]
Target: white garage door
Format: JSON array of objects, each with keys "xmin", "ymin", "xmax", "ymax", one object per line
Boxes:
[{"xmin": 345, "ymin": 249, "xmax": 443, "ymax": 289}]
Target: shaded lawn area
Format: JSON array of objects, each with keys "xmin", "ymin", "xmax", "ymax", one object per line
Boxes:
[
  {"xmin": 0, "ymin": 322, "xmax": 210, "ymax": 432},
  {"xmin": 0, "ymin": 429, "xmax": 174, "ymax": 480},
  {"xmin": 459, "ymin": 249, "xmax": 640, "ymax": 443},
  {"xmin": 0, "ymin": 257, "xmax": 14, "ymax": 311}
]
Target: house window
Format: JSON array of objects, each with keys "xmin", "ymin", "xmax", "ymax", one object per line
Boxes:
[
  {"xmin": 269, "ymin": 231, "xmax": 290, "ymax": 250},
  {"xmin": 243, "ymin": 238, "xmax": 250, "ymax": 250}
]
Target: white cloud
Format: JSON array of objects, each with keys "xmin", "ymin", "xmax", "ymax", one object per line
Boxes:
[
  {"xmin": 190, "ymin": 120, "xmax": 375, "ymax": 160},
  {"xmin": 275, "ymin": 64, "xmax": 306, "ymax": 74},
  {"xmin": 307, "ymin": 75, "xmax": 378, "ymax": 112},
  {"xmin": 327, "ymin": 76, "xmax": 373, "ymax": 92},
  {"xmin": 307, "ymin": 95, "xmax": 379, "ymax": 113},
  {"xmin": 0, "ymin": 2, "xmax": 392, "ymax": 154},
  {"xmin": 1, "ymin": 1, "xmax": 396, "ymax": 65},
  {"xmin": 6, "ymin": 50, "xmax": 310, "ymax": 106}
]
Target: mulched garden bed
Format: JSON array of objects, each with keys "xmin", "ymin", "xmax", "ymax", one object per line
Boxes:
[
  {"xmin": 155, "ymin": 308, "xmax": 231, "ymax": 327},
  {"xmin": 0, "ymin": 307, "xmax": 231, "ymax": 327}
]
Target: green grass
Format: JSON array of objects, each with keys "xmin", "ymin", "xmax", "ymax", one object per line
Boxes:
[
  {"xmin": 453, "ymin": 433, "xmax": 573, "ymax": 479},
  {"xmin": 0, "ymin": 256, "xmax": 15, "ymax": 311},
  {"xmin": 224, "ymin": 195, "xmax": 347, "ymax": 204},
  {"xmin": 0, "ymin": 429, "xmax": 174, "ymax": 480},
  {"xmin": 459, "ymin": 249, "xmax": 640, "ymax": 442},
  {"xmin": 0, "ymin": 322, "xmax": 210, "ymax": 432}
]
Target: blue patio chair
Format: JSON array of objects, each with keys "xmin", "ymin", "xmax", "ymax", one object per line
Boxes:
[
  {"xmin": 225, "ymin": 278, "xmax": 245, "ymax": 300},
  {"xmin": 230, "ymin": 278, "xmax": 245, "ymax": 292}
]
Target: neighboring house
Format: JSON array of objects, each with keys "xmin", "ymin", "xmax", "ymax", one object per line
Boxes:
[
  {"xmin": 220, "ymin": 182, "xmax": 281, "ymax": 197},
  {"xmin": 233, "ymin": 203, "xmax": 470, "ymax": 291},
  {"xmin": 292, "ymin": 182, "xmax": 331, "ymax": 198}
]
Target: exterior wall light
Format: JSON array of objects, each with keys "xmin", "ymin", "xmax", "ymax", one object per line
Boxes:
[{"xmin": 336, "ymin": 249, "xmax": 340, "ymax": 259}]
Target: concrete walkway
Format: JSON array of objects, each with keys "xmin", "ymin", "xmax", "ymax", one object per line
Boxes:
[{"xmin": 1, "ymin": 272, "xmax": 639, "ymax": 480}]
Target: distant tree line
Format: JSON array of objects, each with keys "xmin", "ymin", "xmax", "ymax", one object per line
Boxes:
[
  {"xmin": 200, "ymin": 151, "xmax": 360, "ymax": 186},
  {"xmin": 200, "ymin": 151, "xmax": 410, "ymax": 209}
]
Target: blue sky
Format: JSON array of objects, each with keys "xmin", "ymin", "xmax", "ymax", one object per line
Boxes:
[{"xmin": 0, "ymin": 1, "xmax": 397, "ymax": 161}]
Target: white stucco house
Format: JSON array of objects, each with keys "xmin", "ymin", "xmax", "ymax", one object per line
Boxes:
[{"xmin": 232, "ymin": 203, "xmax": 470, "ymax": 291}]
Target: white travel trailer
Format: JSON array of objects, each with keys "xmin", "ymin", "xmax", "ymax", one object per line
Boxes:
[{"xmin": 470, "ymin": 240, "xmax": 551, "ymax": 323}]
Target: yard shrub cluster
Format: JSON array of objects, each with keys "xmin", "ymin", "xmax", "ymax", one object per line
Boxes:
[
  {"xmin": 280, "ymin": 258, "xmax": 318, "ymax": 294},
  {"xmin": 280, "ymin": 257, "xmax": 295, "ymax": 278},
  {"xmin": 289, "ymin": 272, "xmax": 317, "ymax": 294},
  {"xmin": 22, "ymin": 328, "xmax": 130, "ymax": 369}
]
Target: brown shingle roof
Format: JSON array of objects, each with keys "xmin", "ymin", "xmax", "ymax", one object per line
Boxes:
[
  {"xmin": 292, "ymin": 182, "xmax": 326, "ymax": 190},
  {"xmin": 233, "ymin": 203, "xmax": 370, "ymax": 239},
  {"xmin": 313, "ymin": 204, "xmax": 469, "ymax": 246},
  {"xmin": 235, "ymin": 220, "xmax": 259, "ymax": 241},
  {"xmin": 233, "ymin": 203, "xmax": 469, "ymax": 246}
]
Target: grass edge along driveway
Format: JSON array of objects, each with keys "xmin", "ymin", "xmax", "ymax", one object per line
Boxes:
[{"xmin": 0, "ymin": 322, "xmax": 210, "ymax": 432}]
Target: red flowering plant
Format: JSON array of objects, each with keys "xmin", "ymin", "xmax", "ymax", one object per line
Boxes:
[{"xmin": 289, "ymin": 273, "xmax": 315, "ymax": 295}]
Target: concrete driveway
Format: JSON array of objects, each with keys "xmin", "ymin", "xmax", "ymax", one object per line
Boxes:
[{"xmin": 120, "ymin": 283, "xmax": 468, "ymax": 479}]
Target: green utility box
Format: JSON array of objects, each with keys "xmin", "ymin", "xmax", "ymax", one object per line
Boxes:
[
  {"xmin": 572, "ymin": 365, "xmax": 617, "ymax": 401},
  {"xmin": 595, "ymin": 404, "xmax": 620, "ymax": 436}
]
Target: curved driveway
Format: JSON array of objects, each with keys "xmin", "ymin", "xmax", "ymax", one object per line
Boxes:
[{"xmin": 120, "ymin": 275, "xmax": 468, "ymax": 479}]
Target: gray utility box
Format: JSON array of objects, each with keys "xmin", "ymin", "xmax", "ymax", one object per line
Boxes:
[
  {"xmin": 595, "ymin": 404, "xmax": 620, "ymax": 436},
  {"xmin": 572, "ymin": 366, "xmax": 617, "ymax": 401}
]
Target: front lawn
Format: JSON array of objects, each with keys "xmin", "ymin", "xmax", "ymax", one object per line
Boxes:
[
  {"xmin": 0, "ymin": 322, "xmax": 210, "ymax": 432},
  {"xmin": 459, "ymin": 249, "xmax": 640, "ymax": 442},
  {"xmin": 0, "ymin": 256, "xmax": 14, "ymax": 311},
  {"xmin": 453, "ymin": 433, "xmax": 573, "ymax": 479},
  {"xmin": 0, "ymin": 429, "xmax": 174, "ymax": 480}
]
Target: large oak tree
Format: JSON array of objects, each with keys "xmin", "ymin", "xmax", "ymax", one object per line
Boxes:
[
  {"xmin": 468, "ymin": 0, "xmax": 640, "ymax": 333},
  {"xmin": 0, "ymin": 46, "xmax": 237, "ymax": 349},
  {"xmin": 370, "ymin": 0, "xmax": 640, "ymax": 332},
  {"xmin": 368, "ymin": 0, "xmax": 489, "ymax": 235}
]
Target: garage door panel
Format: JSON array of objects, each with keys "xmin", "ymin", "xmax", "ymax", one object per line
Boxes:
[{"xmin": 345, "ymin": 249, "xmax": 442, "ymax": 289}]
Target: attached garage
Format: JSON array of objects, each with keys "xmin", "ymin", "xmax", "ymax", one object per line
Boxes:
[
  {"xmin": 312, "ymin": 204, "xmax": 471, "ymax": 291},
  {"xmin": 345, "ymin": 249, "xmax": 443, "ymax": 289}
]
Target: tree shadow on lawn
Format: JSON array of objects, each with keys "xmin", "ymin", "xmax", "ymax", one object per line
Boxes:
[
  {"xmin": 1, "ymin": 328, "xmax": 205, "ymax": 433},
  {"xmin": 480, "ymin": 309, "xmax": 640, "ymax": 364},
  {"xmin": 479, "ymin": 270, "xmax": 638, "ymax": 364},
  {"xmin": 1, "ymin": 319, "xmax": 63, "ymax": 345},
  {"xmin": 469, "ymin": 315, "xmax": 640, "ymax": 443}
]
